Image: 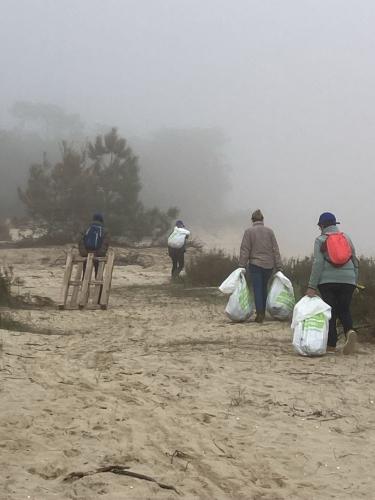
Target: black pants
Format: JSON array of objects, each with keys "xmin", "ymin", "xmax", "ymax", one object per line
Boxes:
[
  {"xmin": 318, "ymin": 283, "xmax": 355, "ymax": 347},
  {"xmin": 168, "ymin": 247, "xmax": 185, "ymax": 277}
]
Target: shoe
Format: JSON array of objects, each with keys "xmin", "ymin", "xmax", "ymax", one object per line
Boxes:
[
  {"xmin": 326, "ymin": 346, "xmax": 336, "ymax": 353},
  {"xmin": 343, "ymin": 330, "xmax": 357, "ymax": 355},
  {"xmin": 255, "ymin": 312, "xmax": 265, "ymax": 323}
]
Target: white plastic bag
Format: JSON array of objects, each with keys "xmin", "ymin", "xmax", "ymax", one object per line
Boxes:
[
  {"xmin": 267, "ymin": 271, "xmax": 295, "ymax": 320},
  {"xmin": 291, "ymin": 296, "xmax": 331, "ymax": 356},
  {"xmin": 219, "ymin": 270, "xmax": 253, "ymax": 322},
  {"xmin": 219, "ymin": 268, "xmax": 245, "ymax": 294},
  {"xmin": 168, "ymin": 227, "xmax": 190, "ymax": 249}
]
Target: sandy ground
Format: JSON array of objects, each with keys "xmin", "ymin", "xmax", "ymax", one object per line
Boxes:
[{"xmin": 1, "ymin": 246, "xmax": 375, "ymax": 500}]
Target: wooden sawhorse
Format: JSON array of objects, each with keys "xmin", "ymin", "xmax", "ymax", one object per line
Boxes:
[{"xmin": 59, "ymin": 248, "xmax": 115, "ymax": 310}]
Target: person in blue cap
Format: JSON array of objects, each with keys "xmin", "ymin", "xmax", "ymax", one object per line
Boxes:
[
  {"xmin": 167, "ymin": 220, "xmax": 190, "ymax": 278},
  {"xmin": 306, "ymin": 212, "xmax": 358, "ymax": 354}
]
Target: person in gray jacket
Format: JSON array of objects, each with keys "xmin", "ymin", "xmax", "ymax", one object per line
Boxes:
[
  {"xmin": 306, "ymin": 212, "xmax": 358, "ymax": 354},
  {"xmin": 239, "ymin": 209, "xmax": 282, "ymax": 323}
]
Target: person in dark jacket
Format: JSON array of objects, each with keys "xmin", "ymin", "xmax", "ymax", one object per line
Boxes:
[
  {"xmin": 239, "ymin": 209, "xmax": 282, "ymax": 323},
  {"xmin": 79, "ymin": 213, "xmax": 110, "ymax": 276}
]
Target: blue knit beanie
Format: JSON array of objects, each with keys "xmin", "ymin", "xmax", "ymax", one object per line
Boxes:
[{"xmin": 93, "ymin": 213, "xmax": 104, "ymax": 223}]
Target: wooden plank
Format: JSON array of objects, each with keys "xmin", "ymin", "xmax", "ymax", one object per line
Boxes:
[
  {"xmin": 79, "ymin": 253, "xmax": 94, "ymax": 308},
  {"xmin": 71, "ymin": 256, "xmax": 87, "ymax": 263},
  {"xmin": 59, "ymin": 249, "xmax": 74, "ymax": 309},
  {"xmin": 70, "ymin": 262, "xmax": 83, "ymax": 308},
  {"xmin": 91, "ymin": 260, "xmax": 105, "ymax": 305},
  {"xmin": 100, "ymin": 249, "xmax": 115, "ymax": 308}
]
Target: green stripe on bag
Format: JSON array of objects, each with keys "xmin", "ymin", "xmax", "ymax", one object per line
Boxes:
[
  {"xmin": 239, "ymin": 283, "xmax": 251, "ymax": 311},
  {"xmin": 275, "ymin": 290, "xmax": 295, "ymax": 309}
]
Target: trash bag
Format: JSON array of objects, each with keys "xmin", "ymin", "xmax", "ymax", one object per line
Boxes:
[
  {"xmin": 266, "ymin": 271, "xmax": 295, "ymax": 320},
  {"xmin": 219, "ymin": 268, "xmax": 245, "ymax": 294},
  {"xmin": 219, "ymin": 269, "xmax": 253, "ymax": 322},
  {"xmin": 291, "ymin": 296, "xmax": 331, "ymax": 356}
]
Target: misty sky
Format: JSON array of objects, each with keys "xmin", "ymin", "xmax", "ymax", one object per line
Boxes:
[{"xmin": 1, "ymin": 0, "xmax": 375, "ymax": 255}]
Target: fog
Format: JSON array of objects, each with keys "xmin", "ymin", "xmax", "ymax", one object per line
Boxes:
[{"xmin": 1, "ymin": 0, "xmax": 375, "ymax": 255}]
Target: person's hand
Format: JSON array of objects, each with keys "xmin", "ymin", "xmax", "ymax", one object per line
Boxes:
[
  {"xmin": 239, "ymin": 267, "xmax": 246, "ymax": 274},
  {"xmin": 306, "ymin": 287, "xmax": 317, "ymax": 297}
]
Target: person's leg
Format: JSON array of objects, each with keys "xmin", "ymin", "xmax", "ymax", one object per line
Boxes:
[
  {"xmin": 336, "ymin": 284, "xmax": 357, "ymax": 355},
  {"xmin": 249, "ymin": 264, "xmax": 264, "ymax": 321},
  {"xmin": 168, "ymin": 247, "xmax": 178, "ymax": 277},
  {"xmin": 262, "ymin": 268, "xmax": 273, "ymax": 312},
  {"xmin": 177, "ymin": 249, "xmax": 185, "ymax": 274},
  {"xmin": 94, "ymin": 259, "xmax": 99, "ymax": 278},
  {"xmin": 318, "ymin": 283, "xmax": 338, "ymax": 348},
  {"xmin": 336, "ymin": 284, "xmax": 355, "ymax": 332}
]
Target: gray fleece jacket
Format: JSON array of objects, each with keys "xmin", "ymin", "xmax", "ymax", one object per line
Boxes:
[{"xmin": 239, "ymin": 221, "xmax": 282, "ymax": 270}]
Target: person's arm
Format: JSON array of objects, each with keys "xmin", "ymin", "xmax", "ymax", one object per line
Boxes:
[
  {"xmin": 271, "ymin": 231, "xmax": 282, "ymax": 271},
  {"xmin": 78, "ymin": 233, "xmax": 87, "ymax": 257},
  {"xmin": 239, "ymin": 230, "xmax": 250, "ymax": 268},
  {"xmin": 307, "ymin": 237, "xmax": 324, "ymax": 294},
  {"xmin": 97, "ymin": 230, "xmax": 110, "ymax": 256}
]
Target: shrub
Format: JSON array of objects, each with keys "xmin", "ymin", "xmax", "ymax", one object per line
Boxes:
[
  {"xmin": 185, "ymin": 249, "xmax": 239, "ymax": 286},
  {"xmin": 0, "ymin": 220, "xmax": 10, "ymax": 241},
  {"xmin": 0, "ymin": 267, "xmax": 13, "ymax": 306},
  {"xmin": 282, "ymin": 257, "xmax": 313, "ymax": 300}
]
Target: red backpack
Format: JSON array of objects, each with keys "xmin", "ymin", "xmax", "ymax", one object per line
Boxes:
[{"xmin": 321, "ymin": 233, "xmax": 352, "ymax": 266}]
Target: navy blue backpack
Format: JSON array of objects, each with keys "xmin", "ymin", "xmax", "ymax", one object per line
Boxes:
[{"xmin": 84, "ymin": 223, "xmax": 104, "ymax": 251}]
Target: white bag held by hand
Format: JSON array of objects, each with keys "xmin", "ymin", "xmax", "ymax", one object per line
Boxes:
[
  {"xmin": 267, "ymin": 271, "xmax": 295, "ymax": 320},
  {"xmin": 219, "ymin": 268, "xmax": 245, "ymax": 294},
  {"xmin": 291, "ymin": 296, "xmax": 331, "ymax": 356},
  {"xmin": 219, "ymin": 269, "xmax": 254, "ymax": 322}
]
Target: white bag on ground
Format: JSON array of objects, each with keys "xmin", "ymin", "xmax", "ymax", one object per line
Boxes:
[
  {"xmin": 219, "ymin": 269, "xmax": 254, "ymax": 322},
  {"xmin": 267, "ymin": 271, "xmax": 295, "ymax": 320},
  {"xmin": 291, "ymin": 296, "xmax": 331, "ymax": 356}
]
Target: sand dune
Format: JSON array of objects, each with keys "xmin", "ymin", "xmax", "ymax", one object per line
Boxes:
[{"xmin": 0, "ymin": 246, "xmax": 374, "ymax": 499}]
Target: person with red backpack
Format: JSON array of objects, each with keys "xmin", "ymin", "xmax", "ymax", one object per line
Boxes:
[{"xmin": 306, "ymin": 212, "xmax": 359, "ymax": 354}]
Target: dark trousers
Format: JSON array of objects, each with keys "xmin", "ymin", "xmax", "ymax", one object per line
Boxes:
[
  {"xmin": 168, "ymin": 247, "xmax": 185, "ymax": 277},
  {"xmin": 82, "ymin": 259, "xmax": 102, "ymax": 302},
  {"xmin": 83, "ymin": 259, "xmax": 99, "ymax": 277},
  {"xmin": 318, "ymin": 283, "xmax": 355, "ymax": 347},
  {"xmin": 248, "ymin": 264, "xmax": 273, "ymax": 314}
]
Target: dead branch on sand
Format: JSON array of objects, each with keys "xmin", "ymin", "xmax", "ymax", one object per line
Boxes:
[{"xmin": 63, "ymin": 465, "xmax": 180, "ymax": 494}]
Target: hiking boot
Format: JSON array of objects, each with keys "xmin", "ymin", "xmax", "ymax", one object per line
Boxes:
[
  {"xmin": 343, "ymin": 330, "xmax": 357, "ymax": 355},
  {"xmin": 255, "ymin": 312, "xmax": 265, "ymax": 323}
]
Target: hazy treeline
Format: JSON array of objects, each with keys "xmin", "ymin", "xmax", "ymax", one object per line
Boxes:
[{"xmin": 0, "ymin": 102, "xmax": 230, "ymax": 228}]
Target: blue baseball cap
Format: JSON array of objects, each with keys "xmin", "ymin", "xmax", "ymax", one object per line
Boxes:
[{"xmin": 318, "ymin": 212, "xmax": 340, "ymax": 226}]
